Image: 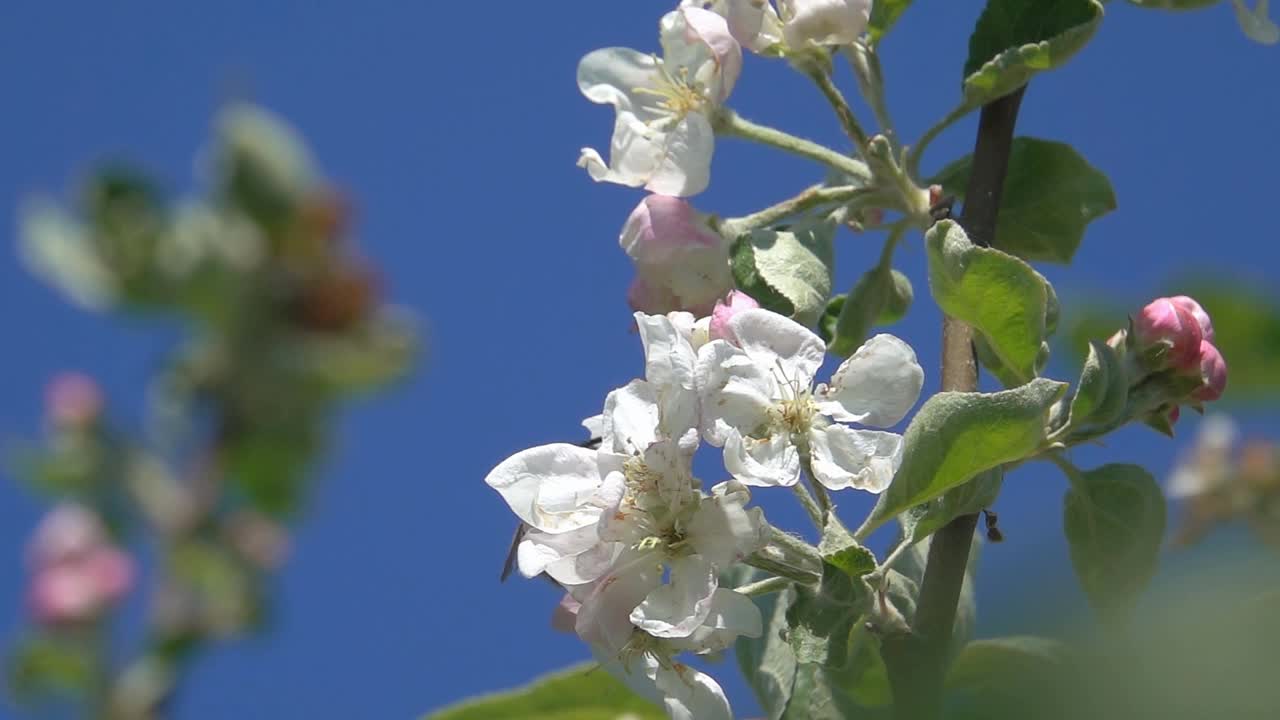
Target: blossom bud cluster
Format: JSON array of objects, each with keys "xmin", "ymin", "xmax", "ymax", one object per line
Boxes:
[
  {"xmin": 485, "ymin": 305, "xmax": 921, "ymax": 719},
  {"xmin": 25, "ymin": 504, "xmax": 135, "ymax": 625},
  {"xmin": 1131, "ymin": 295, "xmax": 1228, "ymax": 403}
]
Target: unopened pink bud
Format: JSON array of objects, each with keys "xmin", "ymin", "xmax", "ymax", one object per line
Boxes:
[
  {"xmin": 1135, "ymin": 298, "xmax": 1203, "ymax": 372},
  {"xmin": 1193, "ymin": 341, "xmax": 1228, "ymax": 402},
  {"xmin": 620, "ymin": 195, "xmax": 732, "ymax": 316},
  {"xmin": 1168, "ymin": 295, "xmax": 1215, "ymax": 343},
  {"xmin": 45, "ymin": 373, "xmax": 102, "ymax": 429},
  {"xmin": 709, "ymin": 291, "xmax": 760, "ymax": 344},
  {"xmin": 26, "ymin": 505, "xmax": 134, "ymax": 625}
]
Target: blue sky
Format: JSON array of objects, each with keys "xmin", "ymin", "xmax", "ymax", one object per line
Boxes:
[{"xmin": 0, "ymin": 2, "xmax": 1277, "ymax": 717}]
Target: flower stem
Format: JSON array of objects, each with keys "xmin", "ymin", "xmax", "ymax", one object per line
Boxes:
[
  {"xmin": 790, "ymin": 483, "xmax": 824, "ymax": 529},
  {"xmin": 799, "ymin": 451, "xmax": 833, "ymax": 526},
  {"xmin": 847, "ymin": 43, "xmax": 895, "ymax": 145},
  {"xmin": 734, "ymin": 575, "xmax": 792, "ymax": 598},
  {"xmin": 879, "ymin": 85, "xmax": 1027, "ymax": 720},
  {"xmin": 719, "ymin": 184, "xmax": 872, "ymax": 237},
  {"xmin": 713, "ymin": 107, "xmax": 871, "ymax": 183},
  {"xmin": 907, "ymin": 103, "xmax": 971, "ymax": 179},
  {"xmin": 805, "ymin": 66, "xmax": 870, "ymax": 152}
]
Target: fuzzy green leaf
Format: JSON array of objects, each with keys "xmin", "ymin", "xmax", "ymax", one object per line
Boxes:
[
  {"xmin": 731, "ymin": 221, "xmax": 835, "ymax": 327},
  {"xmin": 861, "ymin": 379, "xmax": 1066, "ymax": 536},
  {"xmin": 869, "ymin": 0, "xmax": 915, "ymax": 42},
  {"xmin": 1068, "ymin": 340, "xmax": 1128, "ymax": 427},
  {"xmin": 926, "ymin": 220, "xmax": 1055, "ymax": 383},
  {"xmin": 964, "ymin": 0, "xmax": 1104, "ymax": 106}
]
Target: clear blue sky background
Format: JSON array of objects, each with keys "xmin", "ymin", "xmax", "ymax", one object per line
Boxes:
[{"xmin": 1, "ymin": 2, "xmax": 1277, "ymax": 718}]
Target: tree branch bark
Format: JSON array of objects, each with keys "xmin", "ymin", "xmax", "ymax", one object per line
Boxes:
[{"xmin": 882, "ymin": 85, "xmax": 1026, "ymax": 720}]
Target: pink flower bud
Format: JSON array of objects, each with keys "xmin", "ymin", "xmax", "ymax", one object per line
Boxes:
[
  {"xmin": 1134, "ymin": 298, "xmax": 1203, "ymax": 372},
  {"xmin": 45, "ymin": 372, "xmax": 102, "ymax": 429},
  {"xmin": 1193, "ymin": 340, "xmax": 1228, "ymax": 402},
  {"xmin": 26, "ymin": 505, "xmax": 134, "ymax": 625},
  {"xmin": 1168, "ymin": 295, "xmax": 1215, "ymax": 343},
  {"xmin": 709, "ymin": 291, "xmax": 760, "ymax": 344},
  {"xmin": 620, "ymin": 195, "xmax": 732, "ymax": 316}
]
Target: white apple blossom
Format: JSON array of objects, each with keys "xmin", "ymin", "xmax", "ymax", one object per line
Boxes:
[
  {"xmin": 778, "ymin": 0, "xmax": 873, "ymax": 48},
  {"xmin": 577, "ymin": 7, "xmax": 742, "ymax": 196},
  {"xmin": 696, "ymin": 308, "xmax": 923, "ymax": 491}
]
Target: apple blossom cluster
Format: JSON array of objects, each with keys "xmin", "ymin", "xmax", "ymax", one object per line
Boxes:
[
  {"xmin": 26, "ymin": 504, "xmax": 135, "ymax": 625},
  {"xmin": 485, "ymin": 302, "xmax": 922, "ymax": 719}
]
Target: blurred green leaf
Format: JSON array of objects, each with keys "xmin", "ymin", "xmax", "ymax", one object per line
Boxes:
[
  {"xmin": 926, "ymin": 220, "xmax": 1055, "ymax": 384},
  {"xmin": 423, "ymin": 663, "xmax": 664, "ymax": 720},
  {"xmin": 869, "ymin": 0, "xmax": 914, "ymax": 42},
  {"xmin": 8, "ymin": 635, "xmax": 95, "ymax": 701},
  {"xmin": 931, "ymin": 138, "xmax": 1117, "ymax": 264},
  {"xmin": 964, "ymin": 0, "xmax": 1104, "ymax": 106},
  {"xmin": 1060, "ymin": 462, "xmax": 1166, "ymax": 620},
  {"xmin": 738, "ymin": 585, "xmax": 798, "ymax": 720},
  {"xmin": 861, "ymin": 379, "xmax": 1066, "ymax": 537},
  {"xmin": 731, "ymin": 221, "xmax": 835, "ymax": 327}
]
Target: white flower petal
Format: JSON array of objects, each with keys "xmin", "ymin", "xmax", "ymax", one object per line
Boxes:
[
  {"xmin": 577, "ymin": 47, "xmax": 659, "ymax": 113},
  {"xmin": 670, "ymin": 588, "xmax": 763, "ymax": 654},
  {"xmin": 808, "ymin": 425, "xmax": 902, "ymax": 493},
  {"xmin": 631, "ymin": 555, "xmax": 718, "ymax": 638},
  {"xmin": 581, "ymin": 414, "xmax": 604, "ymax": 440},
  {"xmin": 515, "ymin": 524, "xmax": 597, "ymax": 579},
  {"xmin": 686, "ymin": 480, "xmax": 768, "ymax": 567},
  {"xmin": 484, "ymin": 444, "xmax": 603, "ymax": 533},
  {"xmin": 817, "ymin": 333, "xmax": 924, "ymax": 428},
  {"xmin": 695, "ymin": 339, "xmax": 777, "ymax": 445},
  {"xmin": 729, "ymin": 309, "xmax": 827, "ymax": 387},
  {"xmin": 576, "ymin": 550, "xmax": 664, "ymax": 653},
  {"xmin": 724, "ymin": 429, "xmax": 801, "ymax": 487},
  {"xmin": 779, "ymin": 0, "xmax": 872, "ymax": 48},
  {"xmin": 652, "ymin": 662, "xmax": 733, "ymax": 720},
  {"xmin": 635, "ymin": 312, "xmax": 701, "ymax": 441},
  {"xmin": 662, "ymin": 7, "xmax": 743, "ymax": 103},
  {"xmin": 602, "ymin": 380, "xmax": 661, "ymax": 455},
  {"xmin": 683, "ymin": 0, "xmax": 784, "ymax": 53}
]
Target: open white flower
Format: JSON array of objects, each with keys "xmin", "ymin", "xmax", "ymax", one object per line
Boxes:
[
  {"xmin": 577, "ymin": 7, "xmax": 742, "ymax": 196},
  {"xmin": 696, "ymin": 309, "xmax": 923, "ymax": 491}
]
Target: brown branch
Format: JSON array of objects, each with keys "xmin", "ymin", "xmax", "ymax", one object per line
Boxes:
[{"xmin": 881, "ymin": 85, "xmax": 1027, "ymax": 720}]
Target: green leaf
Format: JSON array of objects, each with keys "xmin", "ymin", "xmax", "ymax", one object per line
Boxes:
[
  {"xmin": 781, "ymin": 560, "xmax": 880, "ymax": 719},
  {"xmin": 737, "ymin": 585, "xmax": 798, "ymax": 720},
  {"xmin": 963, "ymin": 0, "xmax": 1104, "ymax": 106},
  {"xmin": 1068, "ymin": 340, "xmax": 1128, "ymax": 427},
  {"xmin": 860, "ymin": 378, "xmax": 1066, "ymax": 536},
  {"xmin": 820, "ymin": 269, "xmax": 912, "ymax": 357},
  {"xmin": 869, "ymin": 0, "xmax": 914, "ymax": 42},
  {"xmin": 947, "ymin": 636, "xmax": 1066, "ymax": 693},
  {"xmin": 1060, "ymin": 462, "xmax": 1167, "ymax": 619},
  {"xmin": 731, "ymin": 221, "xmax": 835, "ymax": 327},
  {"xmin": 423, "ymin": 663, "xmax": 664, "ymax": 720},
  {"xmin": 908, "ymin": 469, "xmax": 1006, "ymax": 544},
  {"xmin": 930, "ymin": 138, "xmax": 1117, "ymax": 264},
  {"xmin": 925, "ymin": 220, "xmax": 1055, "ymax": 383},
  {"xmin": 818, "ymin": 512, "xmax": 878, "ymax": 578},
  {"xmin": 828, "ymin": 264, "xmax": 892, "ymax": 357}
]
